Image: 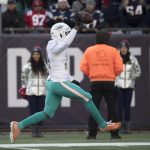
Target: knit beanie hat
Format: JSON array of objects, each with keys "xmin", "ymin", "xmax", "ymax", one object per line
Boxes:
[{"xmin": 118, "ymin": 40, "xmax": 130, "ymax": 51}]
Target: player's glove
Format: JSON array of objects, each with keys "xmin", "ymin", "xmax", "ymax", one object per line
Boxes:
[
  {"xmin": 75, "ymin": 11, "xmax": 93, "ymax": 26},
  {"xmin": 18, "ymin": 87, "xmax": 27, "ymax": 99},
  {"xmin": 74, "ymin": 12, "xmax": 81, "ymax": 26},
  {"xmin": 71, "ymin": 80, "xmax": 80, "ymax": 86}
]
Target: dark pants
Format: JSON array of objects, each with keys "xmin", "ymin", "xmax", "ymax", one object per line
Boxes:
[
  {"xmin": 116, "ymin": 88, "xmax": 133, "ymax": 122},
  {"xmin": 27, "ymin": 95, "xmax": 45, "ymax": 126},
  {"xmin": 88, "ymin": 81, "xmax": 119, "ymax": 137}
]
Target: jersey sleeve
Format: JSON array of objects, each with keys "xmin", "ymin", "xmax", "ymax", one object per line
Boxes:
[{"xmin": 47, "ymin": 29, "xmax": 77, "ymax": 55}]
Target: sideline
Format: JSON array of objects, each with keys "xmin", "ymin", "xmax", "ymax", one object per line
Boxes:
[{"xmin": 0, "ymin": 142, "xmax": 150, "ymax": 148}]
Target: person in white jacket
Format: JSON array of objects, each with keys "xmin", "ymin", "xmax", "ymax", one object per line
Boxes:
[
  {"xmin": 19, "ymin": 45, "xmax": 48, "ymax": 137},
  {"xmin": 115, "ymin": 40, "xmax": 141, "ymax": 133},
  {"xmin": 10, "ymin": 22, "xmax": 121, "ymax": 144}
]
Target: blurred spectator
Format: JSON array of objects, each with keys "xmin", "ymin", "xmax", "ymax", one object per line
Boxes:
[
  {"xmin": 115, "ymin": 40, "xmax": 141, "ymax": 133},
  {"xmin": 95, "ymin": 0, "xmax": 102, "ymax": 9},
  {"xmin": 47, "ymin": 0, "xmax": 75, "ymax": 28},
  {"xmin": 0, "ymin": 0, "xmax": 8, "ymax": 13},
  {"xmin": 119, "ymin": 0, "xmax": 147, "ymax": 28},
  {"xmin": 72, "ymin": 0, "xmax": 86, "ymax": 13},
  {"xmin": 101, "ymin": 0, "xmax": 109, "ymax": 8},
  {"xmin": 16, "ymin": 0, "xmax": 33, "ymax": 13},
  {"xmin": 102, "ymin": 0, "xmax": 121, "ymax": 27},
  {"xmin": 72, "ymin": 0, "xmax": 101, "ymax": 13},
  {"xmin": 80, "ymin": 0, "xmax": 106, "ymax": 33},
  {"xmin": 24, "ymin": 0, "xmax": 52, "ymax": 29},
  {"xmin": 47, "ymin": 0, "xmax": 56, "ymax": 6},
  {"xmin": 16, "ymin": 0, "xmax": 49, "ymax": 12},
  {"xmin": 147, "ymin": 1, "xmax": 150, "ymax": 27},
  {"xmin": 67, "ymin": 0, "xmax": 75, "ymax": 5},
  {"xmin": 2, "ymin": 0, "xmax": 25, "ymax": 33}
]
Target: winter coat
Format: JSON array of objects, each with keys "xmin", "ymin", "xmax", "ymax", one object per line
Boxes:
[
  {"xmin": 21, "ymin": 63, "xmax": 48, "ymax": 96},
  {"xmin": 115, "ymin": 55, "xmax": 141, "ymax": 88}
]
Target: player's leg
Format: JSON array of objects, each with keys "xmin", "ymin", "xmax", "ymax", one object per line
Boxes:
[
  {"xmin": 43, "ymin": 81, "xmax": 62, "ymax": 118},
  {"xmin": 53, "ymin": 81, "xmax": 121, "ymax": 130},
  {"xmin": 18, "ymin": 81, "xmax": 62, "ymax": 129},
  {"xmin": 10, "ymin": 80, "xmax": 62, "ymax": 143},
  {"xmin": 53, "ymin": 81, "xmax": 106, "ymax": 128}
]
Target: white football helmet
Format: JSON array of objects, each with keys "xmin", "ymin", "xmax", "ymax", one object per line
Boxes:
[{"xmin": 50, "ymin": 23, "xmax": 71, "ymax": 40}]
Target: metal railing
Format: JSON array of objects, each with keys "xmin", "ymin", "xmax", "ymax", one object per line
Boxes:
[
  {"xmin": 2, "ymin": 27, "xmax": 150, "ymax": 34},
  {"xmin": 3, "ymin": 27, "xmax": 50, "ymax": 34}
]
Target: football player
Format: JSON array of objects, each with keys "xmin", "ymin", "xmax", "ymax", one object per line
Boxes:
[{"xmin": 10, "ymin": 20, "xmax": 121, "ymax": 144}]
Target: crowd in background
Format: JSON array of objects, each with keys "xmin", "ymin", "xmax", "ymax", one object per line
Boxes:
[{"xmin": 1, "ymin": 0, "xmax": 150, "ymax": 33}]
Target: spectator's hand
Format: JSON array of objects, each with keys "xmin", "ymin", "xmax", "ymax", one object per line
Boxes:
[
  {"xmin": 18, "ymin": 87, "xmax": 27, "ymax": 99},
  {"xmin": 54, "ymin": 16, "xmax": 64, "ymax": 22},
  {"xmin": 71, "ymin": 80, "xmax": 80, "ymax": 86}
]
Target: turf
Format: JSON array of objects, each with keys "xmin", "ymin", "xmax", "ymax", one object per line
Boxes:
[{"xmin": 0, "ymin": 131, "xmax": 150, "ymax": 150}]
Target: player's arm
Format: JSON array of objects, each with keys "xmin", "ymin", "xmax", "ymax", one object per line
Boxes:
[{"xmin": 47, "ymin": 29, "xmax": 77, "ymax": 55}]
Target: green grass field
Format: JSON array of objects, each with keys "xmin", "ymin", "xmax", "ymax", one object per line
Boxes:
[{"xmin": 0, "ymin": 131, "xmax": 150, "ymax": 150}]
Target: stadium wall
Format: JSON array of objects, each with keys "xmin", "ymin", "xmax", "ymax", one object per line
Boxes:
[{"xmin": 0, "ymin": 33, "xmax": 149, "ymax": 130}]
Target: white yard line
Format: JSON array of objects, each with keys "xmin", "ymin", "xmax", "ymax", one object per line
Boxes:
[
  {"xmin": 0, "ymin": 142, "xmax": 150, "ymax": 148},
  {"xmin": 15, "ymin": 148, "xmax": 40, "ymax": 150}
]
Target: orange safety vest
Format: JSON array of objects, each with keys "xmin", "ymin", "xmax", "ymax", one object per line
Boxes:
[{"xmin": 80, "ymin": 44, "xmax": 123, "ymax": 81}]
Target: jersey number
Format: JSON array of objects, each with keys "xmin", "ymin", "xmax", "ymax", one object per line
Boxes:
[
  {"xmin": 126, "ymin": 5, "xmax": 143, "ymax": 16},
  {"xmin": 32, "ymin": 14, "xmax": 46, "ymax": 26}
]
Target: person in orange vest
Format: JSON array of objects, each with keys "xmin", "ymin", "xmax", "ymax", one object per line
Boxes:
[{"xmin": 80, "ymin": 30, "xmax": 123, "ymax": 139}]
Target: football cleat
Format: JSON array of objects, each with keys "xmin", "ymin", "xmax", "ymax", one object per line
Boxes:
[
  {"xmin": 10, "ymin": 121, "xmax": 20, "ymax": 143},
  {"xmin": 100, "ymin": 121, "xmax": 121, "ymax": 131}
]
